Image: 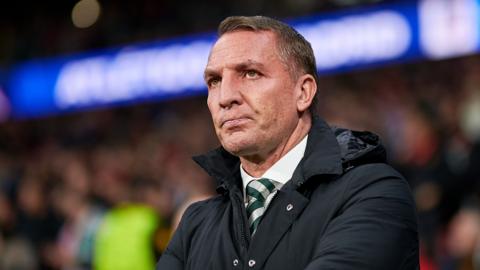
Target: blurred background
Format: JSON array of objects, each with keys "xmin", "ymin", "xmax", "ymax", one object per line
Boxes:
[{"xmin": 1, "ymin": 0, "xmax": 480, "ymax": 269}]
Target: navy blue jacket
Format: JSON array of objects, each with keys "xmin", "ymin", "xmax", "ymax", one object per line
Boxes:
[{"xmin": 156, "ymin": 118, "xmax": 419, "ymax": 270}]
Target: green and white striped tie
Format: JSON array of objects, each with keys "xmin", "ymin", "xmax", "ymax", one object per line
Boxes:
[{"xmin": 246, "ymin": 178, "xmax": 277, "ymax": 235}]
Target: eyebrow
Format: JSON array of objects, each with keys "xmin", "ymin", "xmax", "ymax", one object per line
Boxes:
[
  {"xmin": 234, "ymin": 60, "xmax": 266, "ymax": 71},
  {"xmin": 203, "ymin": 68, "xmax": 218, "ymax": 80},
  {"xmin": 204, "ymin": 59, "xmax": 266, "ymax": 80}
]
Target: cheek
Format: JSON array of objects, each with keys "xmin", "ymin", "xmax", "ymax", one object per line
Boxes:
[
  {"xmin": 206, "ymin": 98, "xmax": 217, "ymax": 119},
  {"xmin": 264, "ymin": 93, "xmax": 297, "ymax": 127},
  {"xmin": 206, "ymin": 101, "xmax": 224, "ymax": 139},
  {"xmin": 206, "ymin": 94, "xmax": 213, "ymax": 109}
]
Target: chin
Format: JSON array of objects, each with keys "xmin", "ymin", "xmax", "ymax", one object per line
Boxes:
[
  {"xmin": 222, "ymin": 143, "xmax": 249, "ymax": 156},
  {"xmin": 221, "ymin": 137, "xmax": 257, "ymax": 157}
]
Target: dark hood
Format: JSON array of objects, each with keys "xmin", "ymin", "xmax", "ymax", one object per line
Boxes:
[
  {"xmin": 332, "ymin": 127, "xmax": 387, "ymax": 170},
  {"xmin": 193, "ymin": 117, "xmax": 387, "ymax": 191}
]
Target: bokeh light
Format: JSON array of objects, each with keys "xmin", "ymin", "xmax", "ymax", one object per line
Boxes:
[{"xmin": 71, "ymin": 0, "xmax": 101, "ymax": 29}]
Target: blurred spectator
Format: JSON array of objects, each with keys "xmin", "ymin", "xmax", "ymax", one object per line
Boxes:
[
  {"xmin": 444, "ymin": 199, "xmax": 480, "ymax": 270},
  {"xmin": 53, "ymin": 185, "xmax": 104, "ymax": 270},
  {"xmin": 0, "ymin": 188, "xmax": 38, "ymax": 270},
  {"xmin": 93, "ymin": 178, "xmax": 163, "ymax": 270}
]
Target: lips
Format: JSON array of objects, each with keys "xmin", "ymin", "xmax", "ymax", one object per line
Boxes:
[{"xmin": 220, "ymin": 117, "xmax": 251, "ymax": 129}]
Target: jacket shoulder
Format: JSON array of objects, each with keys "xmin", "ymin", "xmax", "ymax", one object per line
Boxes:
[
  {"xmin": 156, "ymin": 195, "xmax": 225, "ymax": 269},
  {"xmin": 307, "ymin": 163, "xmax": 419, "ymax": 269},
  {"xmin": 180, "ymin": 195, "xmax": 225, "ymax": 227},
  {"xmin": 339, "ymin": 163, "xmax": 416, "ymax": 212}
]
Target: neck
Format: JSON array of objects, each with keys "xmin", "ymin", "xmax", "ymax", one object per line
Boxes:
[{"xmin": 240, "ymin": 114, "xmax": 311, "ymax": 177}]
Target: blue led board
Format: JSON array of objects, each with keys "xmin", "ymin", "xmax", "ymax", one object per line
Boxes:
[{"xmin": 8, "ymin": 35, "xmax": 216, "ymax": 118}]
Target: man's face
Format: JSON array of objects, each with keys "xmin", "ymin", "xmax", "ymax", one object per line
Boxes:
[{"xmin": 205, "ymin": 30, "xmax": 301, "ymax": 157}]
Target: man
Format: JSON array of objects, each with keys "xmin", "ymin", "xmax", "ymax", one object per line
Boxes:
[{"xmin": 156, "ymin": 16, "xmax": 419, "ymax": 269}]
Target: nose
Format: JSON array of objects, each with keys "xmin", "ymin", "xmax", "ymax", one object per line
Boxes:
[{"xmin": 218, "ymin": 73, "xmax": 242, "ymax": 109}]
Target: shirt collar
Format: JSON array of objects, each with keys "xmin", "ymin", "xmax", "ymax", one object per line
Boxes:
[{"xmin": 240, "ymin": 135, "xmax": 308, "ymax": 193}]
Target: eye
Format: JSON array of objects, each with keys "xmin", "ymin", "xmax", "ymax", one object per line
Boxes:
[
  {"xmin": 245, "ymin": 70, "xmax": 260, "ymax": 79},
  {"xmin": 207, "ymin": 77, "xmax": 221, "ymax": 88}
]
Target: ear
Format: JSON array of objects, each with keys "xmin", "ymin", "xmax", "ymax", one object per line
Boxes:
[{"xmin": 295, "ymin": 74, "xmax": 317, "ymax": 113}]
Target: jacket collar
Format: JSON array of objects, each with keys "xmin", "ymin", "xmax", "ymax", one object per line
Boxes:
[
  {"xmin": 301, "ymin": 116, "xmax": 343, "ymax": 180},
  {"xmin": 192, "ymin": 117, "xmax": 343, "ymax": 193}
]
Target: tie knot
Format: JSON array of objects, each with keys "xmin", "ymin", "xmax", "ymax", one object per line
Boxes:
[{"xmin": 246, "ymin": 178, "xmax": 276, "ymax": 202}]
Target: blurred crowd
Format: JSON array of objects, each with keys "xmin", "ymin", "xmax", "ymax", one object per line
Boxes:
[
  {"xmin": 0, "ymin": 53, "xmax": 479, "ymax": 269},
  {"xmin": 0, "ymin": 98, "xmax": 218, "ymax": 270}
]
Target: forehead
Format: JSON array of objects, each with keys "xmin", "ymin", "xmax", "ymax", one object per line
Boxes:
[{"xmin": 206, "ymin": 30, "xmax": 282, "ymax": 68}]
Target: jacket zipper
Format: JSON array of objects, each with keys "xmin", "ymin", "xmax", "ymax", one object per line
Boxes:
[{"xmin": 233, "ymin": 191, "xmax": 249, "ymax": 249}]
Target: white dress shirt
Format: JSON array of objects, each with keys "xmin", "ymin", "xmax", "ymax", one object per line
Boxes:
[{"xmin": 240, "ymin": 135, "xmax": 308, "ymax": 207}]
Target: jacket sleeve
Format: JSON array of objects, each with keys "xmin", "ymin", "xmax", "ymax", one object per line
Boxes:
[
  {"xmin": 304, "ymin": 163, "xmax": 419, "ymax": 270},
  {"xmin": 156, "ymin": 202, "xmax": 202, "ymax": 270}
]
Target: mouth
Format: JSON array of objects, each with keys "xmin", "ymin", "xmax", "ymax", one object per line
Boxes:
[{"xmin": 220, "ymin": 117, "xmax": 251, "ymax": 129}]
